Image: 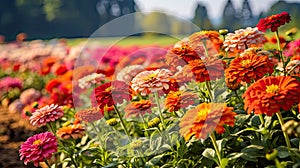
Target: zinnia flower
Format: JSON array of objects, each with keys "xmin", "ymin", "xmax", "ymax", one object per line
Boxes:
[
  {"xmin": 78, "ymin": 73, "xmax": 106, "ymax": 89},
  {"xmin": 184, "ymin": 56, "xmax": 224, "ymax": 82},
  {"xmin": 131, "ymin": 69, "xmax": 172, "ymax": 96},
  {"xmin": 56, "ymin": 124, "xmax": 86, "ymax": 140},
  {"xmin": 19, "ymin": 132, "xmax": 57, "ymax": 167},
  {"xmin": 257, "ymin": 12, "xmax": 291, "ymax": 32},
  {"xmin": 283, "ymin": 39, "xmax": 300, "ymax": 57},
  {"xmin": 243, "ymin": 76, "xmax": 300, "ymax": 116},
  {"xmin": 116, "ymin": 65, "xmax": 144, "ymax": 84},
  {"xmin": 223, "ymin": 27, "xmax": 266, "ymax": 53},
  {"xmin": 188, "ymin": 30, "xmax": 223, "ymax": 52},
  {"xmin": 93, "ymin": 80, "xmax": 132, "ymax": 109},
  {"xmin": 75, "ymin": 107, "xmax": 103, "ymax": 123},
  {"xmin": 179, "ymin": 103, "xmax": 236, "ymax": 141},
  {"xmin": 29, "ymin": 104, "xmax": 64, "ymax": 127},
  {"xmin": 124, "ymin": 99, "xmax": 153, "ymax": 118},
  {"xmin": 0, "ymin": 77, "xmax": 23, "ymax": 92},
  {"xmin": 165, "ymin": 42, "xmax": 200, "ymax": 68},
  {"xmin": 165, "ymin": 91, "xmax": 198, "ymax": 112},
  {"xmin": 225, "ymin": 53, "xmax": 274, "ymax": 84}
]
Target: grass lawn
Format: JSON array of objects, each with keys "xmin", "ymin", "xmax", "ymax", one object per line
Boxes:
[{"xmin": 67, "ymin": 35, "xmax": 182, "ymax": 47}]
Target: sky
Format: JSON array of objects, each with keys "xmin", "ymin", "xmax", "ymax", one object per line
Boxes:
[{"xmin": 135, "ymin": 0, "xmax": 300, "ymax": 20}]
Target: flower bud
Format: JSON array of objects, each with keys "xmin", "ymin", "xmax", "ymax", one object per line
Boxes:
[
  {"xmin": 265, "ymin": 149, "xmax": 278, "ymax": 161},
  {"xmin": 106, "ymin": 118, "xmax": 117, "ymax": 126},
  {"xmin": 148, "ymin": 117, "xmax": 161, "ymax": 128},
  {"xmin": 219, "ymin": 29, "xmax": 229, "ymax": 36},
  {"xmin": 131, "ymin": 140, "xmax": 143, "ymax": 150}
]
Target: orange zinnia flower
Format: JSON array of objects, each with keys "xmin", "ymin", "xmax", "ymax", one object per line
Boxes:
[
  {"xmin": 179, "ymin": 103, "xmax": 236, "ymax": 141},
  {"xmin": 93, "ymin": 81, "xmax": 132, "ymax": 109},
  {"xmin": 56, "ymin": 124, "xmax": 86, "ymax": 140},
  {"xmin": 124, "ymin": 99, "xmax": 153, "ymax": 118},
  {"xmin": 165, "ymin": 42, "xmax": 200, "ymax": 68},
  {"xmin": 131, "ymin": 69, "xmax": 172, "ymax": 96},
  {"xmin": 184, "ymin": 56, "xmax": 224, "ymax": 83},
  {"xmin": 243, "ymin": 76, "xmax": 300, "ymax": 116},
  {"xmin": 165, "ymin": 91, "xmax": 198, "ymax": 112},
  {"xmin": 225, "ymin": 53, "xmax": 274, "ymax": 84},
  {"xmin": 188, "ymin": 30, "xmax": 223, "ymax": 52}
]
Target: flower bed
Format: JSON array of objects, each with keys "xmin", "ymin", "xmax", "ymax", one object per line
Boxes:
[{"xmin": 1, "ymin": 12, "xmax": 300, "ymax": 167}]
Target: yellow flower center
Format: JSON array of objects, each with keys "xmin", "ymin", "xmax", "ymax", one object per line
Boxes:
[
  {"xmin": 105, "ymin": 86, "xmax": 112, "ymax": 92},
  {"xmin": 266, "ymin": 84, "xmax": 279, "ymax": 94},
  {"xmin": 240, "ymin": 59, "xmax": 251, "ymax": 67},
  {"xmin": 33, "ymin": 139, "xmax": 41, "ymax": 145},
  {"xmin": 198, "ymin": 107, "xmax": 210, "ymax": 116},
  {"xmin": 143, "ymin": 73, "xmax": 157, "ymax": 81}
]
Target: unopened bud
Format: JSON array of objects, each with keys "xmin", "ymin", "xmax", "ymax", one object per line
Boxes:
[
  {"xmin": 219, "ymin": 29, "xmax": 229, "ymax": 36},
  {"xmin": 265, "ymin": 149, "xmax": 278, "ymax": 161},
  {"xmin": 106, "ymin": 118, "xmax": 117, "ymax": 126},
  {"xmin": 148, "ymin": 117, "xmax": 161, "ymax": 128}
]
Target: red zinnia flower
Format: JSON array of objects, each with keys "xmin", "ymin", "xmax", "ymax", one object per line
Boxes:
[
  {"xmin": 29, "ymin": 104, "xmax": 64, "ymax": 127},
  {"xmin": 257, "ymin": 12, "xmax": 291, "ymax": 32},
  {"xmin": 124, "ymin": 99, "xmax": 154, "ymax": 118},
  {"xmin": 165, "ymin": 91, "xmax": 198, "ymax": 112},
  {"xmin": 179, "ymin": 103, "xmax": 236, "ymax": 141},
  {"xmin": 19, "ymin": 132, "xmax": 57, "ymax": 167},
  {"xmin": 93, "ymin": 81, "xmax": 132, "ymax": 109},
  {"xmin": 243, "ymin": 76, "xmax": 300, "ymax": 116},
  {"xmin": 225, "ymin": 53, "xmax": 274, "ymax": 84}
]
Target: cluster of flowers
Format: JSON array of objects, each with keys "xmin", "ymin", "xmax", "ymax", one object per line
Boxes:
[{"xmin": 14, "ymin": 11, "xmax": 300, "ymax": 167}]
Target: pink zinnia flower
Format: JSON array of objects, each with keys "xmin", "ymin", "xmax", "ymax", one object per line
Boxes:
[
  {"xmin": 0, "ymin": 77, "xmax": 23, "ymax": 92},
  {"xmin": 131, "ymin": 69, "xmax": 172, "ymax": 96},
  {"xmin": 19, "ymin": 132, "xmax": 57, "ymax": 167},
  {"xmin": 29, "ymin": 104, "xmax": 64, "ymax": 127}
]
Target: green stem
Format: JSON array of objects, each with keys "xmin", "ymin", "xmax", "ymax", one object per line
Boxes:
[
  {"xmin": 275, "ymin": 30, "xmax": 286, "ymax": 75},
  {"xmin": 114, "ymin": 105, "xmax": 132, "ymax": 142},
  {"xmin": 139, "ymin": 113, "xmax": 149, "ymax": 137},
  {"xmin": 205, "ymin": 80, "xmax": 214, "ymax": 102},
  {"xmin": 275, "ymin": 158, "xmax": 284, "ymax": 168},
  {"xmin": 276, "ymin": 112, "xmax": 291, "ymax": 148},
  {"xmin": 91, "ymin": 122, "xmax": 104, "ymax": 150},
  {"xmin": 259, "ymin": 114, "xmax": 265, "ymax": 125},
  {"xmin": 203, "ymin": 41, "xmax": 210, "ymax": 58},
  {"xmin": 44, "ymin": 159, "xmax": 51, "ymax": 168},
  {"xmin": 154, "ymin": 92, "xmax": 166, "ymax": 130},
  {"xmin": 210, "ymin": 132, "xmax": 223, "ymax": 168},
  {"xmin": 70, "ymin": 154, "xmax": 78, "ymax": 168},
  {"xmin": 234, "ymin": 90, "xmax": 243, "ymax": 104},
  {"xmin": 47, "ymin": 122, "xmax": 56, "ymax": 134}
]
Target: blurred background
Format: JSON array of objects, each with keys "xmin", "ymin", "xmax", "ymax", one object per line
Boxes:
[{"xmin": 1, "ymin": 0, "xmax": 300, "ymax": 41}]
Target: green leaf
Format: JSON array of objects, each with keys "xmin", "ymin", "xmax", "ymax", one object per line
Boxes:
[
  {"xmin": 250, "ymin": 115, "xmax": 261, "ymax": 127},
  {"xmin": 276, "ymin": 146, "xmax": 290, "ymax": 158},
  {"xmin": 241, "ymin": 145, "xmax": 265, "ymax": 162},
  {"xmin": 221, "ymin": 158, "xmax": 229, "ymax": 167},
  {"xmin": 231, "ymin": 127, "xmax": 256, "ymax": 136},
  {"xmin": 145, "ymin": 154, "xmax": 165, "ymax": 167},
  {"xmin": 264, "ymin": 116, "xmax": 273, "ymax": 128},
  {"xmin": 202, "ymin": 148, "xmax": 217, "ymax": 162},
  {"xmin": 226, "ymin": 152, "xmax": 243, "ymax": 161}
]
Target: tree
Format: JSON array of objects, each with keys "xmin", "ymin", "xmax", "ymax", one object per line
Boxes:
[{"xmin": 192, "ymin": 3, "xmax": 213, "ymax": 30}]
